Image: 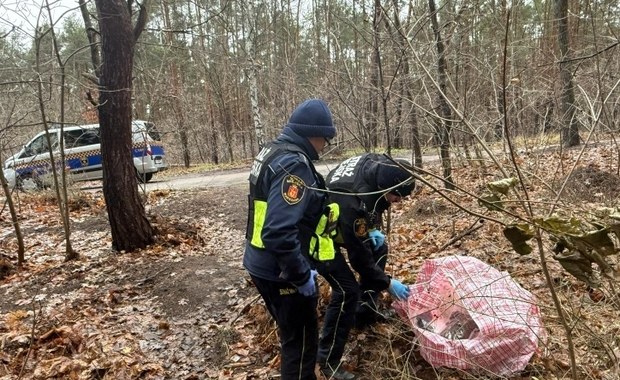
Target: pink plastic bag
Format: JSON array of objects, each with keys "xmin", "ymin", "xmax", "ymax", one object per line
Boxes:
[{"xmin": 394, "ymin": 255, "xmax": 544, "ymax": 376}]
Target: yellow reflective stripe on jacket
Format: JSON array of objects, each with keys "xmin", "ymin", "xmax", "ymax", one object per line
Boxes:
[
  {"xmin": 309, "ymin": 203, "xmax": 340, "ymax": 261},
  {"xmin": 250, "ymin": 200, "xmax": 267, "ymax": 248}
]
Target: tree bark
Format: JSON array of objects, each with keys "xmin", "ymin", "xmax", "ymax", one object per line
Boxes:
[
  {"xmin": 372, "ymin": 0, "xmax": 392, "ymax": 153},
  {"xmin": 78, "ymin": 0, "xmax": 102, "ymax": 78},
  {"xmin": 391, "ymin": 0, "xmax": 422, "ymax": 167},
  {"xmin": 0, "ymin": 152, "xmax": 25, "ymax": 265},
  {"xmin": 366, "ymin": 1, "xmax": 380, "ymax": 151},
  {"xmin": 161, "ymin": 0, "xmax": 190, "ymax": 167},
  {"xmin": 34, "ymin": 13, "xmax": 77, "ymax": 261},
  {"xmin": 555, "ymin": 0, "xmax": 580, "ymax": 147},
  {"xmin": 429, "ymin": 0, "xmax": 454, "ymax": 189},
  {"xmin": 241, "ymin": 1, "xmax": 264, "ymax": 148},
  {"xmin": 95, "ymin": 0, "xmax": 154, "ymax": 251}
]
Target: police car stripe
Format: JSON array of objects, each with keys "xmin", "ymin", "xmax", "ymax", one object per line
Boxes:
[{"xmin": 13, "ymin": 142, "xmax": 154, "ymax": 170}]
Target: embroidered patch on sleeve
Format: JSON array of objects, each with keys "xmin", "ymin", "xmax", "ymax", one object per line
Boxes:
[
  {"xmin": 353, "ymin": 218, "xmax": 368, "ymax": 237},
  {"xmin": 281, "ymin": 174, "xmax": 306, "ymax": 205}
]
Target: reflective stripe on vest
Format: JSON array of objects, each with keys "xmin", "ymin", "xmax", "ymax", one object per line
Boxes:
[
  {"xmin": 309, "ymin": 203, "xmax": 340, "ymax": 261},
  {"xmin": 250, "ymin": 200, "xmax": 268, "ymax": 248}
]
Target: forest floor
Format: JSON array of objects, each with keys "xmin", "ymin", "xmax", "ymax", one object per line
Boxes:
[{"xmin": 1, "ymin": 144, "xmax": 620, "ymax": 380}]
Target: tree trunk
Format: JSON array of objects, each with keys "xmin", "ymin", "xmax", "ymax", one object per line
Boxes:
[
  {"xmin": 95, "ymin": 0, "xmax": 153, "ymax": 251},
  {"xmin": 241, "ymin": 1, "xmax": 265, "ymax": 148},
  {"xmin": 207, "ymin": 88, "xmax": 219, "ymax": 164},
  {"xmin": 429, "ymin": 0, "xmax": 454, "ymax": 189},
  {"xmin": 162, "ymin": 0, "xmax": 190, "ymax": 168},
  {"xmin": 366, "ymin": 2, "xmax": 380, "ymax": 151},
  {"xmin": 195, "ymin": 4, "xmax": 219, "ymax": 164},
  {"xmin": 0, "ymin": 152, "xmax": 25, "ymax": 265},
  {"xmin": 78, "ymin": 0, "xmax": 102, "ymax": 78},
  {"xmin": 555, "ymin": 0, "xmax": 580, "ymax": 147},
  {"xmin": 34, "ymin": 14, "xmax": 77, "ymax": 261},
  {"xmin": 373, "ymin": 0, "xmax": 391, "ymax": 154},
  {"xmin": 391, "ymin": 0, "xmax": 422, "ymax": 167}
]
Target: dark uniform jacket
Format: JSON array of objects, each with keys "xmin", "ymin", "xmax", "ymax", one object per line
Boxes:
[
  {"xmin": 326, "ymin": 154, "xmax": 393, "ymax": 291},
  {"xmin": 243, "ymin": 128, "xmax": 328, "ymax": 286}
]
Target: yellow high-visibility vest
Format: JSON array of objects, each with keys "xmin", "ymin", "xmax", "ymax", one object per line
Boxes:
[
  {"xmin": 309, "ymin": 203, "xmax": 339, "ymax": 261},
  {"xmin": 249, "ymin": 200, "xmax": 339, "ymax": 262}
]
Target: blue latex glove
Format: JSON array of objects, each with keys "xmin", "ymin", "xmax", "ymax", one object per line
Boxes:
[
  {"xmin": 388, "ymin": 279, "xmax": 410, "ymax": 300},
  {"xmin": 297, "ymin": 270, "xmax": 318, "ymax": 297},
  {"xmin": 368, "ymin": 229, "xmax": 385, "ymax": 250}
]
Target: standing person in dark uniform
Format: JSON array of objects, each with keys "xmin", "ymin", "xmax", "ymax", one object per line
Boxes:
[
  {"xmin": 244, "ymin": 98, "xmax": 338, "ymax": 380},
  {"xmin": 315, "ymin": 154, "xmax": 414, "ymax": 380}
]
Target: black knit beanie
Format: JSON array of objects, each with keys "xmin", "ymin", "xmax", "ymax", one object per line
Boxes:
[
  {"xmin": 376, "ymin": 159, "xmax": 415, "ymax": 196},
  {"xmin": 286, "ymin": 99, "xmax": 336, "ymax": 139}
]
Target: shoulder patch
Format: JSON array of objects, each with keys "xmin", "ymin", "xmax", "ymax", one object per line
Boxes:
[
  {"xmin": 353, "ymin": 218, "xmax": 368, "ymax": 237},
  {"xmin": 281, "ymin": 174, "xmax": 306, "ymax": 205}
]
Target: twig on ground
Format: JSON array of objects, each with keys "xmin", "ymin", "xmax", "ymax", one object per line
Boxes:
[
  {"xmin": 136, "ymin": 268, "xmax": 167, "ymax": 286},
  {"xmin": 228, "ymin": 294, "xmax": 261, "ymax": 327},
  {"xmin": 438, "ymin": 218, "xmax": 484, "ymax": 252},
  {"xmin": 18, "ymin": 300, "xmax": 41, "ymax": 379}
]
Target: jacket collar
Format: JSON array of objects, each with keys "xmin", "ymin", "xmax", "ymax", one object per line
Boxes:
[{"xmin": 276, "ymin": 126, "xmax": 319, "ymax": 160}]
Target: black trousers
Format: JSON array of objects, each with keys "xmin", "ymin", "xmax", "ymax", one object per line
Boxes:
[
  {"xmin": 356, "ymin": 244, "xmax": 389, "ymax": 323},
  {"xmin": 315, "ymin": 253, "xmax": 360, "ymax": 368},
  {"xmin": 250, "ymin": 274, "xmax": 318, "ymax": 380}
]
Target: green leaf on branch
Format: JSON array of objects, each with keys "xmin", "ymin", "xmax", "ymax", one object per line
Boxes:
[
  {"xmin": 487, "ymin": 177, "xmax": 518, "ymax": 195},
  {"xmin": 534, "ymin": 216, "xmax": 581, "ymax": 235},
  {"xmin": 478, "ymin": 194, "xmax": 503, "ymax": 211},
  {"xmin": 503, "ymin": 224, "xmax": 534, "ymax": 255}
]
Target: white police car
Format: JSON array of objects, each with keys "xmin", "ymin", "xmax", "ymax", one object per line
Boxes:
[{"xmin": 3, "ymin": 120, "xmax": 167, "ymax": 190}]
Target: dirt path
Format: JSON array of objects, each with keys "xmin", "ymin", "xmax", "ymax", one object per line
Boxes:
[{"xmin": 145, "ymin": 151, "xmax": 442, "ymax": 191}]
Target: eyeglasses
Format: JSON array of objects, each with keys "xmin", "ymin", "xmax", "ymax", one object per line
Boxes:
[{"xmin": 324, "ymin": 137, "xmax": 334, "ymax": 146}]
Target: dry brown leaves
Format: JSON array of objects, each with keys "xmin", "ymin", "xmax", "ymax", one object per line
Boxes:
[
  {"xmin": 2, "ymin": 145, "xmax": 620, "ymax": 379},
  {"xmin": 0, "ymin": 188, "xmax": 251, "ymax": 379},
  {"xmin": 238, "ymin": 145, "xmax": 620, "ymax": 379}
]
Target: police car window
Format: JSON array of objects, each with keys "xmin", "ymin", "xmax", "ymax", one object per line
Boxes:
[
  {"xmin": 64, "ymin": 130, "xmax": 84, "ymax": 147},
  {"xmin": 26, "ymin": 133, "xmax": 59, "ymax": 156},
  {"xmin": 145, "ymin": 122, "xmax": 161, "ymax": 141},
  {"xmin": 71, "ymin": 129, "xmax": 101, "ymax": 147}
]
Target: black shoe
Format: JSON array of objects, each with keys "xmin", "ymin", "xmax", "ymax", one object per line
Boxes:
[
  {"xmin": 354, "ymin": 310, "xmax": 386, "ymax": 329},
  {"xmin": 320, "ymin": 365, "xmax": 356, "ymax": 380}
]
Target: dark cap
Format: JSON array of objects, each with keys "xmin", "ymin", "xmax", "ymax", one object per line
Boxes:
[
  {"xmin": 286, "ymin": 99, "xmax": 336, "ymax": 139},
  {"xmin": 377, "ymin": 159, "xmax": 415, "ymax": 196}
]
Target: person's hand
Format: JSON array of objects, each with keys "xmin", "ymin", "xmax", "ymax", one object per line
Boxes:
[
  {"xmin": 388, "ymin": 279, "xmax": 410, "ymax": 300},
  {"xmin": 368, "ymin": 229, "xmax": 385, "ymax": 250},
  {"xmin": 297, "ymin": 270, "xmax": 318, "ymax": 297}
]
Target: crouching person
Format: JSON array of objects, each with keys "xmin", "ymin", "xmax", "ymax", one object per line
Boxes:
[{"xmin": 315, "ymin": 153, "xmax": 415, "ymax": 380}]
